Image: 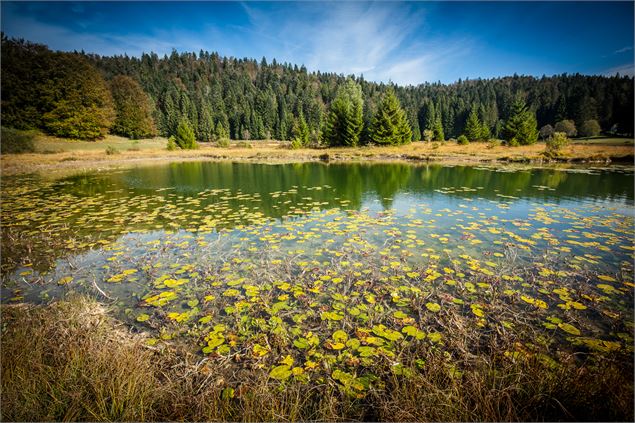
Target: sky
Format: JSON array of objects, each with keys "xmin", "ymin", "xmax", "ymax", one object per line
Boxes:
[{"xmin": 2, "ymin": 1, "xmax": 634, "ymax": 85}]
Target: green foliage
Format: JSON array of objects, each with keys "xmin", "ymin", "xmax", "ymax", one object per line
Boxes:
[
  {"xmin": 166, "ymin": 136, "xmax": 177, "ymax": 151},
  {"xmin": 292, "ymin": 111, "xmax": 310, "ymax": 147},
  {"xmin": 289, "ymin": 138, "xmax": 304, "ymax": 150},
  {"xmin": 432, "ymin": 115, "xmax": 445, "ymax": 141},
  {"xmin": 422, "ymin": 129, "xmax": 433, "ymax": 142},
  {"xmin": 457, "ymin": 134, "xmax": 469, "ymax": 145},
  {"xmin": 503, "ymin": 97, "xmax": 538, "ymax": 145},
  {"xmin": 323, "ymin": 79, "xmax": 363, "ymax": 147},
  {"xmin": 39, "ymin": 53, "xmax": 115, "ymax": 140},
  {"xmin": 174, "ymin": 119, "xmax": 198, "ymax": 149},
  {"xmin": 369, "ymin": 89, "xmax": 412, "ymax": 146},
  {"xmin": 486, "ymin": 139, "xmax": 502, "ymax": 149},
  {"xmin": 546, "ymin": 132, "xmax": 570, "ymax": 153},
  {"xmin": 0, "ymin": 127, "xmax": 36, "ymax": 154},
  {"xmin": 539, "ymin": 124, "xmax": 554, "ymax": 140},
  {"xmin": 2, "ymin": 37, "xmax": 634, "ymax": 144},
  {"xmin": 217, "ymin": 137, "xmax": 230, "ymax": 148},
  {"xmin": 464, "ymin": 109, "xmax": 482, "ymax": 141},
  {"xmin": 110, "ymin": 75, "xmax": 157, "ymax": 139},
  {"xmin": 579, "ymin": 119, "xmax": 601, "ymax": 138},
  {"xmin": 555, "ymin": 120, "xmax": 577, "ymax": 137}
]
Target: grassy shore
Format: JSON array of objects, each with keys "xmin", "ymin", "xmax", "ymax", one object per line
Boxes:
[
  {"xmin": 1, "ymin": 133, "xmax": 633, "ymax": 175},
  {"xmin": 1, "ymin": 296, "xmax": 632, "ymax": 422}
]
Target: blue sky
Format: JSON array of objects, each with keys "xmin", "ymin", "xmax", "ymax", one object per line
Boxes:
[{"xmin": 2, "ymin": 1, "xmax": 633, "ymax": 85}]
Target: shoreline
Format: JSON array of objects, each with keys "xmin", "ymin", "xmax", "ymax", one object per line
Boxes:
[{"xmin": 2, "ymin": 139, "xmax": 633, "ymax": 176}]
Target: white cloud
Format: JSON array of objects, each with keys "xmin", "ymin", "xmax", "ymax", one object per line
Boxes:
[
  {"xmin": 614, "ymin": 46, "xmax": 633, "ymax": 54},
  {"xmin": 604, "ymin": 63, "xmax": 635, "ymax": 77}
]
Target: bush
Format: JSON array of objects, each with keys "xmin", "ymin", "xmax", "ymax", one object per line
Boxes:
[
  {"xmin": 166, "ymin": 136, "xmax": 177, "ymax": 151},
  {"xmin": 217, "ymin": 138, "xmax": 230, "ymax": 148},
  {"xmin": 290, "ymin": 138, "xmax": 304, "ymax": 150},
  {"xmin": 579, "ymin": 120, "xmax": 601, "ymax": 138},
  {"xmin": 422, "ymin": 129, "xmax": 433, "ymax": 142},
  {"xmin": 546, "ymin": 132, "xmax": 569, "ymax": 153},
  {"xmin": 457, "ymin": 135, "xmax": 469, "ymax": 145},
  {"xmin": 1, "ymin": 127, "xmax": 36, "ymax": 154},
  {"xmin": 105, "ymin": 145, "xmax": 120, "ymax": 155}
]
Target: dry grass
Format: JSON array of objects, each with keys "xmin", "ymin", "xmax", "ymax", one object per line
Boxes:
[
  {"xmin": 1, "ymin": 296, "xmax": 632, "ymax": 421},
  {"xmin": 1, "ymin": 133, "xmax": 633, "ymax": 176}
]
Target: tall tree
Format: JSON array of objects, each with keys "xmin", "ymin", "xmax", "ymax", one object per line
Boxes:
[
  {"xmin": 323, "ymin": 79, "xmax": 363, "ymax": 146},
  {"xmin": 110, "ymin": 75, "xmax": 156, "ymax": 139},
  {"xmin": 503, "ymin": 97, "xmax": 538, "ymax": 145},
  {"xmin": 368, "ymin": 89, "xmax": 412, "ymax": 145},
  {"xmin": 464, "ymin": 108, "xmax": 483, "ymax": 141}
]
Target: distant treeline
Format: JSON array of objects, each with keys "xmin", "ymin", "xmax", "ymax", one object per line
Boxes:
[{"xmin": 2, "ymin": 36, "xmax": 633, "ymax": 142}]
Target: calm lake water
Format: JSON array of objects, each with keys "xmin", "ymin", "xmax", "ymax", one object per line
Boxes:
[{"xmin": 2, "ymin": 161, "xmax": 633, "ymax": 359}]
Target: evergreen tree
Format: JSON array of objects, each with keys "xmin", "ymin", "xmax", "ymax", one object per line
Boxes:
[
  {"xmin": 464, "ymin": 108, "xmax": 482, "ymax": 141},
  {"xmin": 503, "ymin": 97, "xmax": 538, "ymax": 145},
  {"xmin": 323, "ymin": 79, "xmax": 363, "ymax": 146},
  {"xmin": 174, "ymin": 118, "xmax": 198, "ymax": 149},
  {"xmin": 292, "ymin": 111, "xmax": 310, "ymax": 146},
  {"xmin": 368, "ymin": 89, "xmax": 412, "ymax": 145},
  {"xmin": 110, "ymin": 75, "xmax": 156, "ymax": 139},
  {"xmin": 432, "ymin": 113, "xmax": 445, "ymax": 141}
]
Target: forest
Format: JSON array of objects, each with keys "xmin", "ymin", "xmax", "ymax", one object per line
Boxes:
[{"xmin": 2, "ymin": 35, "xmax": 634, "ymax": 145}]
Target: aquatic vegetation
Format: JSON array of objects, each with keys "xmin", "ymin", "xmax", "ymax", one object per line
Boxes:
[{"xmin": 1, "ymin": 162, "xmax": 633, "ymax": 420}]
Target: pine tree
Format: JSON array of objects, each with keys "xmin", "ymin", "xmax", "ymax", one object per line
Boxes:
[
  {"xmin": 503, "ymin": 97, "xmax": 538, "ymax": 145},
  {"xmin": 464, "ymin": 108, "xmax": 482, "ymax": 141},
  {"xmin": 368, "ymin": 89, "xmax": 412, "ymax": 145},
  {"xmin": 323, "ymin": 79, "xmax": 363, "ymax": 146},
  {"xmin": 174, "ymin": 118, "xmax": 197, "ymax": 149},
  {"xmin": 292, "ymin": 111, "xmax": 310, "ymax": 146},
  {"xmin": 110, "ymin": 75, "xmax": 156, "ymax": 139},
  {"xmin": 432, "ymin": 113, "xmax": 445, "ymax": 141}
]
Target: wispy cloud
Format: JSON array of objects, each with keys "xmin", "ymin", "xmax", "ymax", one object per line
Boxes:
[
  {"xmin": 613, "ymin": 46, "xmax": 633, "ymax": 54},
  {"xmin": 241, "ymin": 2, "xmax": 468, "ymax": 84},
  {"xmin": 604, "ymin": 63, "xmax": 635, "ymax": 77}
]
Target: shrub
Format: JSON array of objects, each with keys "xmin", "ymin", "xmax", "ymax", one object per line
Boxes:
[
  {"xmin": 105, "ymin": 145, "xmax": 120, "ymax": 155},
  {"xmin": 422, "ymin": 129, "xmax": 433, "ymax": 142},
  {"xmin": 166, "ymin": 136, "xmax": 177, "ymax": 151},
  {"xmin": 290, "ymin": 138, "xmax": 304, "ymax": 150},
  {"xmin": 0, "ymin": 127, "xmax": 36, "ymax": 154},
  {"xmin": 457, "ymin": 135, "xmax": 469, "ymax": 145},
  {"xmin": 555, "ymin": 120, "xmax": 577, "ymax": 138},
  {"xmin": 217, "ymin": 137, "xmax": 230, "ymax": 148},
  {"xmin": 546, "ymin": 132, "xmax": 569, "ymax": 153}
]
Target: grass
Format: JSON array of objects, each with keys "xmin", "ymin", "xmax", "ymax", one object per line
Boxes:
[
  {"xmin": 1, "ymin": 131, "xmax": 633, "ymax": 176},
  {"xmin": 1, "ymin": 295, "xmax": 632, "ymax": 421},
  {"xmin": 0, "ymin": 126, "xmax": 37, "ymax": 154}
]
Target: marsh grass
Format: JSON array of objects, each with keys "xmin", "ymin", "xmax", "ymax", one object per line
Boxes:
[{"xmin": 2, "ymin": 295, "xmax": 632, "ymax": 421}]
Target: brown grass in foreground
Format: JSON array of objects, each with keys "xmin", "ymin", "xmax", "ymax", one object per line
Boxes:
[{"xmin": 1, "ymin": 296, "xmax": 632, "ymax": 421}]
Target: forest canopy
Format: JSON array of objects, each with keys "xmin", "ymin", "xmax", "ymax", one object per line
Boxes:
[{"xmin": 1, "ymin": 36, "xmax": 633, "ymax": 142}]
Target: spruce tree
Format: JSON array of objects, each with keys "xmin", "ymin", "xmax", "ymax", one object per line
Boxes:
[
  {"xmin": 292, "ymin": 111, "xmax": 310, "ymax": 146},
  {"xmin": 464, "ymin": 108, "xmax": 482, "ymax": 141},
  {"xmin": 323, "ymin": 79, "xmax": 363, "ymax": 146},
  {"xmin": 369, "ymin": 89, "xmax": 412, "ymax": 145},
  {"xmin": 432, "ymin": 114, "xmax": 445, "ymax": 141},
  {"xmin": 174, "ymin": 118, "xmax": 197, "ymax": 149},
  {"xmin": 503, "ymin": 97, "xmax": 538, "ymax": 145}
]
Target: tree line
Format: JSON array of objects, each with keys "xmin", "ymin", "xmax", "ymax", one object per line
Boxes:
[{"xmin": 2, "ymin": 36, "xmax": 633, "ymax": 144}]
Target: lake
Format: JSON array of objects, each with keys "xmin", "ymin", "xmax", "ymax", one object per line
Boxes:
[{"xmin": 1, "ymin": 161, "xmax": 633, "ymax": 366}]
